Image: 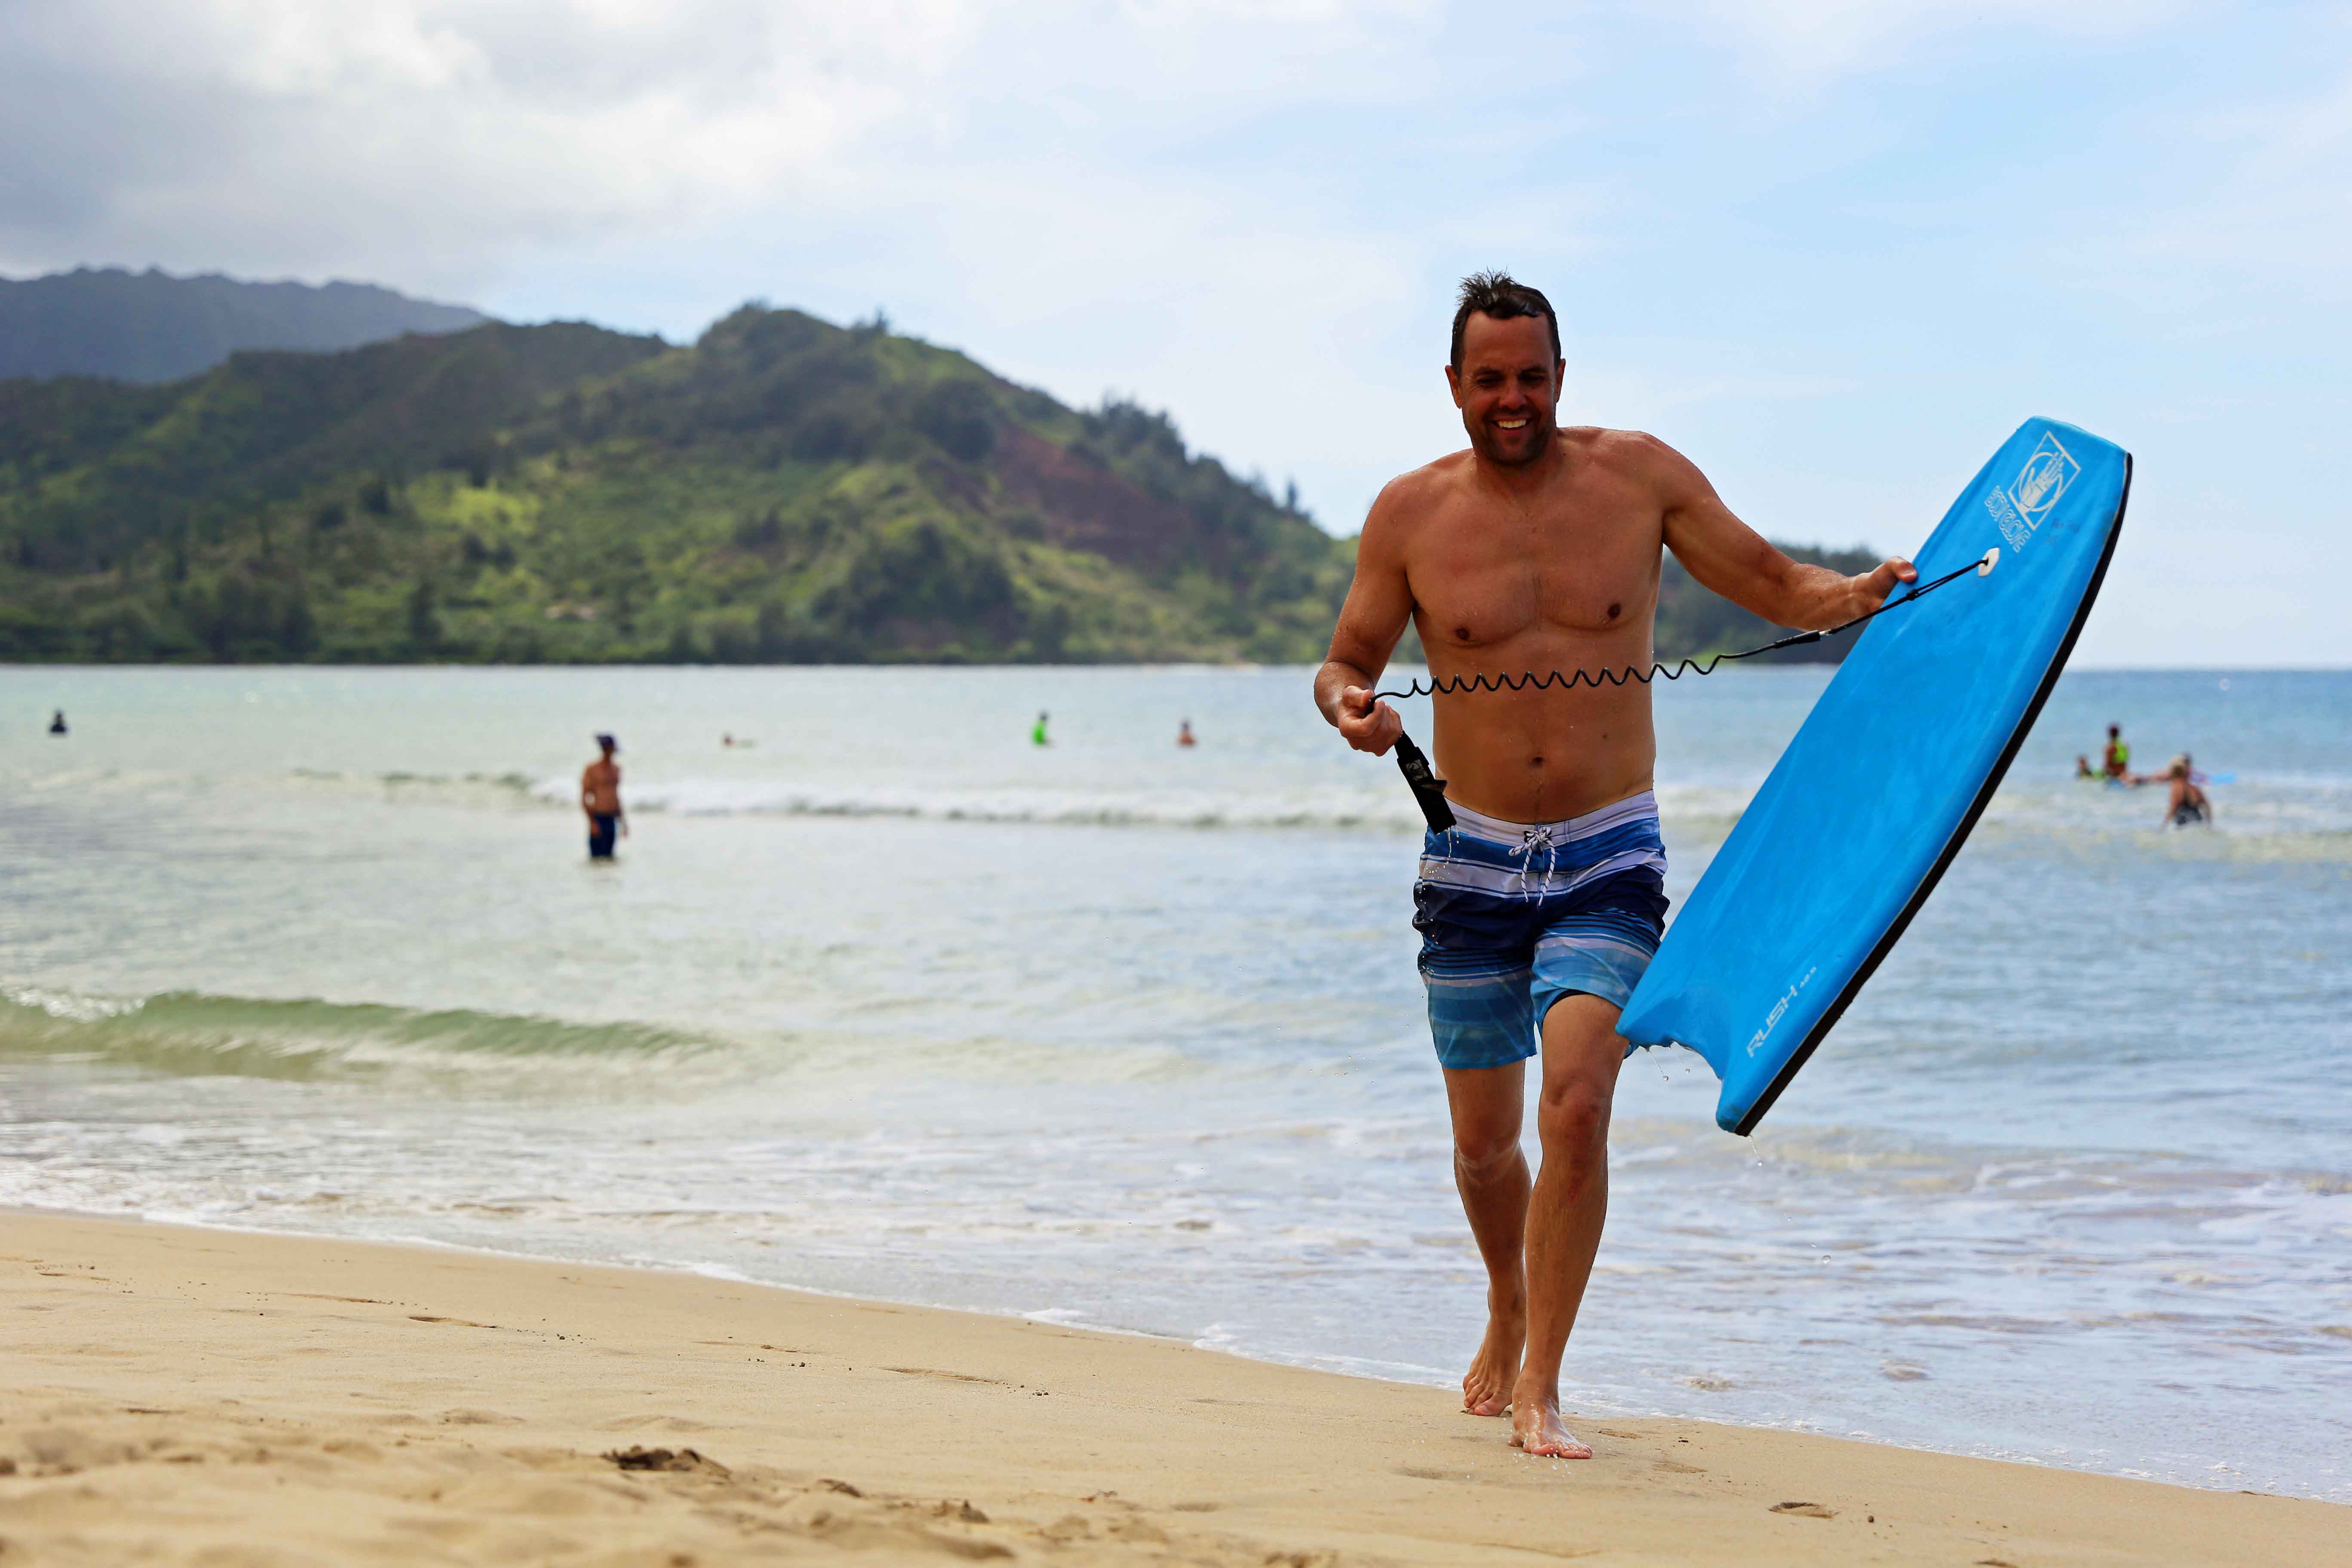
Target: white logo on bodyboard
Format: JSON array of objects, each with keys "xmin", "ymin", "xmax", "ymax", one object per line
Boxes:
[
  {"xmin": 2008, "ymin": 432, "xmax": 2078, "ymax": 525},
  {"xmin": 1984, "ymin": 429, "xmax": 2079, "ymax": 554}
]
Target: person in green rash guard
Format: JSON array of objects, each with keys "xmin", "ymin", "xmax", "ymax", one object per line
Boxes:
[
  {"xmin": 1032, "ymin": 711, "xmax": 1050, "ymax": 747},
  {"xmin": 2102, "ymin": 723, "xmax": 2130, "ymax": 781}
]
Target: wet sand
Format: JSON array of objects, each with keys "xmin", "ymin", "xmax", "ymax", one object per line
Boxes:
[{"xmin": 0, "ymin": 1211, "xmax": 2340, "ymax": 1565}]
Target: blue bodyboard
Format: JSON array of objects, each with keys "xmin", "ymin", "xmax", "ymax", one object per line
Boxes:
[{"xmin": 1617, "ymin": 418, "xmax": 2130, "ymax": 1134}]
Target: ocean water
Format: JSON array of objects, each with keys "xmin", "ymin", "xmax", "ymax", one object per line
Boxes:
[{"xmin": 2, "ymin": 664, "xmax": 2346, "ymax": 1499}]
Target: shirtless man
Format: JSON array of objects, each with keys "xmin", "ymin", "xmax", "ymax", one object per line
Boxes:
[
  {"xmin": 2160, "ymin": 754, "xmax": 2211, "ymax": 826},
  {"xmin": 1314, "ymin": 273, "xmax": 1916, "ymax": 1459},
  {"xmin": 581, "ymin": 733, "xmax": 626, "ymax": 860}
]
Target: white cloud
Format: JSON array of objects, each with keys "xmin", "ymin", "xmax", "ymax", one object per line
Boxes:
[
  {"xmin": 0, "ymin": 0, "xmax": 1461, "ymax": 287},
  {"xmin": 0, "ymin": 0, "xmax": 979, "ymax": 282}
]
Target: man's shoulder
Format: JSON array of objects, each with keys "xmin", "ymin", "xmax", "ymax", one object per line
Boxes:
[
  {"xmin": 1382, "ymin": 447, "xmax": 1476, "ymax": 501},
  {"xmin": 1362, "ymin": 449, "xmax": 1474, "ymax": 541},
  {"xmin": 1561, "ymin": 425, "xmax": 1684, "ymax": 474}
]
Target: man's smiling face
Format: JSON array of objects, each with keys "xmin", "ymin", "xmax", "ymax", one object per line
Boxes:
[{"xmin": 1446, "ymin": 312, "xmax": 1562, "ymax": 468}]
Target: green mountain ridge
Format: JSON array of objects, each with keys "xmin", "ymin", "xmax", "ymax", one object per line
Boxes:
[{"xmin": 0, "ymin": 303, "xmax": 1871, "ymax": 666}]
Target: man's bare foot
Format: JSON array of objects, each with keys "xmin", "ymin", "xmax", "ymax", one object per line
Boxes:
[
  {"xmin": 1507, "ymin": 1381, "xmax": 1592, "ymax": 1459},
  {"xmin": 1460, "ymin": 1292, "xmax": 1525, "ymax": 1416}
]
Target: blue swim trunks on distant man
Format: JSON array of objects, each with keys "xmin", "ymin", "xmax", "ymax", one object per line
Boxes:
[
  {"xmin": 581, "ymin": 733, "xmax": 625, "ymax": 861},
  {"xmin": 1413, "ymin": 793, "xmax": 1669, "ymax": 1071}
]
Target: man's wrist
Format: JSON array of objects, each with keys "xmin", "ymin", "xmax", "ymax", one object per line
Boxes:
[
  {"xmin": 1314, "ymin": 668, "xmax": 1346, "ymax": 726},
  {"xmin": 1317, "ymin": 662, "xmax": 1372, "ymax": 723}
]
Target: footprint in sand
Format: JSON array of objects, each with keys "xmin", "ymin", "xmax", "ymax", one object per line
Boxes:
[{"xmin": 605, "ymin": 1446, "xmax": 729, "ymax": 1476}]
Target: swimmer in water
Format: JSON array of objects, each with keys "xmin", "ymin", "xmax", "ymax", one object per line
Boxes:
[
  {"xmin": 2101, "ymin": 723, "xmax": 2130, "ymax": 782},
  {"xmin": 2162, "ymin": 754, "xmax": 2211, "ymax": 827},
  {"xmin": 1032, "ymin": 711, "xmax": 1050, "ymax": 747},
  {"xmin": 581, "ymin": 734, "xmax": 626, "ymax": 860},
  {"xmin": 1178, "ymin": 719, "xmax": 1196, "ymax": 748},
  {"xmin": 49, "ymin": 709, "xmax": 67, "ymax": 735},
  {"xmin": 2075, "ymin": 754, "xmax": 2097, "ymax": 779}
]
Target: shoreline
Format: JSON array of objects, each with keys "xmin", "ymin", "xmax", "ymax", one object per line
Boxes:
[
  {"xmin": 1, "ymin": 1210, "xmax": 2340, "ymax": 1565},
  {"xmin": 0, "ymin": 1202, "xmax": 2248, "ymax": 1494}
]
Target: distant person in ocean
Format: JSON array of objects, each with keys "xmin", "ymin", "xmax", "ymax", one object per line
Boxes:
[
  {"xmin": 1317, "ymin": 271, "xmax": 1917, "ymax": 1460},
  {"xmin": 1178, "ymin": 719, "xmax": 1196, "ymax": 748},
  {"xmin": 581, "ymin": 734, "xmax": 626, "ymax": 860},
  {"xmin": 2162, "ymin": 755, "xmax": 2211, "ymax": 826},
  {"xmin": 1032, "ymin": 711, "xmax": 1050, "ymax": 747},
  {"xmin": 2075, "ymin": 754, "xmax": 2098, "ymax": 779},
  {"xmin": 2102, "ymin": 723, "xmax": 2130, "ymax": 781},
  {"xmin": 48, "ymin": 709, "xmax": 67, "ymax": 735}
]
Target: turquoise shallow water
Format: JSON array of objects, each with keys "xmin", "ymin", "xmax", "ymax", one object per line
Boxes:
[{"xmin": 1, "ymin": 664, "xmax": 2347, "ymax": 1498}]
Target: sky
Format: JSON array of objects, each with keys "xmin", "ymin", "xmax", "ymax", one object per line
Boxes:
[{"xmin": 4, "ymin": 0, "xmax": 2349, "ymax": 665}]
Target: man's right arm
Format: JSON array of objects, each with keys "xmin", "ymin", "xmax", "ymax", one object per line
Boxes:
[
  {"xmin": 1314, "ymin": 479, "xmax": 1416, "ymax": 756},
  {"xmin": 1648, "ymin": 435, "xmax": 1914, "ymax": 628}
]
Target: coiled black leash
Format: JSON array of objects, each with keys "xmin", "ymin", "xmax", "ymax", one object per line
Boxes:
[{"xmin": 1375, "ymin": 548, "xmax": 1999, "ymax": 833}]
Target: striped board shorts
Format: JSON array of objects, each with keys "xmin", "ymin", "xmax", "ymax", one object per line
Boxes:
[{"xmin": 1412, "ymin": 792, "xmax": 1670, "ymax": 1072}]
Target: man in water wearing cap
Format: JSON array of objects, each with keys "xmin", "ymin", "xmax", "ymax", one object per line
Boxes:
[
  {"xmin": 582, "ymin": 734, "xmax": 626, "ymax": 860},
  {"xmin": 1315, "ymin": 271, "xmax": 1916, "ymax": 1459}
]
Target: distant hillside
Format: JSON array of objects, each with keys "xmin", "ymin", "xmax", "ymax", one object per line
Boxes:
[
  {"xmin": 0, "ymin": 267, "xmax": 488, "ymax": 383},
  {"xmin": 0, "ymin": 302, "xmax": 1875, "ymax": 666},
  {"xmin": 0, "ymin": 308, "xmax": 1351, "ymax": 663}
]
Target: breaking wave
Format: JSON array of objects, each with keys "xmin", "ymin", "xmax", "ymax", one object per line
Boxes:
[{"xmin": 0, "ymin": 985, "xmax": 726, "ymax": 1089}]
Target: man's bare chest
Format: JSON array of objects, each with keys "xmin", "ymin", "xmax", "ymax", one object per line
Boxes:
[{"xmin": 1405, "ymin": 490, "xmax": 1663, "ymax": 650}]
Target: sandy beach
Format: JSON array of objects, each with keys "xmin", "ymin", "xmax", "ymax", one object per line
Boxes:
[{"xmin": 0, "ymin": 1212, "xmax": 2336, "ymax": 1565}]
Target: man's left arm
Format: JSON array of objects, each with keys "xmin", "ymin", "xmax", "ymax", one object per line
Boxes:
[{"xmin": 1648, "ymin": 437, "xmax": 1915, "ymax": 630}]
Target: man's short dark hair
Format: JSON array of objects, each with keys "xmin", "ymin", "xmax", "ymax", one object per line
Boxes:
[{"xmin": 1451, "ymin": 271, "xmax": 1561, "ymax": 369}]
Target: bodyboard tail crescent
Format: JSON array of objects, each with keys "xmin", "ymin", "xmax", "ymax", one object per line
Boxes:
[{"xmin": 1617, "ymin": 417, "xmax": 2130, "ymax": 1134}]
